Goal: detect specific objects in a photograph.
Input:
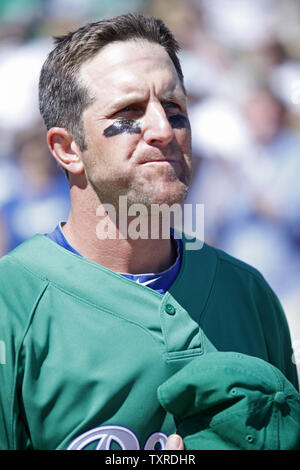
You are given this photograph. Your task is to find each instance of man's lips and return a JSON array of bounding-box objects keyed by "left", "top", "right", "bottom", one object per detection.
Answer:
[{"left": 138, "top": 158, "right": 180, "bottom": 165}]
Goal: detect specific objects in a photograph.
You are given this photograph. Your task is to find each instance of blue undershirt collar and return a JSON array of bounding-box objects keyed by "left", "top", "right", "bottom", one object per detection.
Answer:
[{"left": 45, "top": 223, "right": 182, "bottom": 295}]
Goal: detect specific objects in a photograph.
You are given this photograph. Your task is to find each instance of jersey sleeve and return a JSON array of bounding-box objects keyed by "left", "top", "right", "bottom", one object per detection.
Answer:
[
  {"left": 261, "top": 286, "right": 299, "bottom": 391},
  {"left": 198, "top": 246, "right": 299, "bottom": 392},
  {"left": 0, "top": 255, "right": 47, "bottom": 449}
]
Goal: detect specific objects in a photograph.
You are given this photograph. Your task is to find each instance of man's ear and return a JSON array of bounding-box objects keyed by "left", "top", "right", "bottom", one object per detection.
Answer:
[{"left": 47, "top": 127, "right": 85, "bottom": 175}]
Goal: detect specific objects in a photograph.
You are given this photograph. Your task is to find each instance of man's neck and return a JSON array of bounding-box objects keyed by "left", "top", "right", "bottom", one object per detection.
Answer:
[
  {"left": 64, "top": 179, "right": 179, "bottom": 273},
  {"left": 63, "top": 206, "right": 176, "bottom": 275}
]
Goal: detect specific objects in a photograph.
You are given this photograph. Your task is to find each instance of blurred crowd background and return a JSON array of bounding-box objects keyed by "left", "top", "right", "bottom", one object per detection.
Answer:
[{"left": 0, "top": 0, "right": 299, "bottom": 373}]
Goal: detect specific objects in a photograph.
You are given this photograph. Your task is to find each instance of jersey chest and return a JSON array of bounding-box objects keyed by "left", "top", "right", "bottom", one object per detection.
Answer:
[{"left": 20, "top": 282, "right": 205, "bottom": 450}]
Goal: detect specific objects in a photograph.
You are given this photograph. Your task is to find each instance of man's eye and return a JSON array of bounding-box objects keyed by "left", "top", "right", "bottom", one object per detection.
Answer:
[
  {"left": 120, "top": 105, "right": 142, "bottom": 113},
  {"left": 163, "top": 102, "right": 181, "bottom": 113},
  {"left": 113, "top": 105, "right": 143, "bottom": 118},
  {"left": 120, "top": 106, "right": 134, "bottom": 112}
]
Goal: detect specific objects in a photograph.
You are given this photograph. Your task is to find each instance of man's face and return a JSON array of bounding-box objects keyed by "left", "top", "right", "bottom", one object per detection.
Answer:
[{"left": 79, "top": 39, "right": 192, "bottom": 208}]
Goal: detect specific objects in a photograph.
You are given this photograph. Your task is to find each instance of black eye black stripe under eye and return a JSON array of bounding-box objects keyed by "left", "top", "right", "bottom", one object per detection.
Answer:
[
  {"left": 168, "top": 115, "right": 190, "bottom": 129},
  {"left": 103, "top": 115, "right": 190, "bottom": 138},
  {"left": 103, "top": 120, "right": 142, "bottom": 137}
]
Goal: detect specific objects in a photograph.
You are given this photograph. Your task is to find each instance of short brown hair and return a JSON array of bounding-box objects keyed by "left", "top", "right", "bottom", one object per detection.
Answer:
[{"left": 39, "top": 13, "right": 185, "bottom": 151}]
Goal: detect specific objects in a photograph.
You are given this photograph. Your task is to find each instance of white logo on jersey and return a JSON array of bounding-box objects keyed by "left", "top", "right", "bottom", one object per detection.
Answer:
[{"left": 67, "top": 425, "right": 167, "bottom": 450}]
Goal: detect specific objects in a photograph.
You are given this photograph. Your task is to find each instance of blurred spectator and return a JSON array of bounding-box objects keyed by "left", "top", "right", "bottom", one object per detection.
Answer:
[
  {"left": 198, "top": 0, "right": 280, "bottom": 51},
  {"left": 0, "top": 122, "right": 70, "bottom": 256},
  {"left": 0, "top": 38, "right": 51, "bottom": 136},
  {"left": 217, "top": 89, "right": 300, "bottom": 294}
]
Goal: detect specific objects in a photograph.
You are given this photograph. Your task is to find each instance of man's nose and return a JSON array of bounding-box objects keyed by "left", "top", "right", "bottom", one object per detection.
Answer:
[{"left": 142, "top": 103, "right": 174, "bottom": 148}]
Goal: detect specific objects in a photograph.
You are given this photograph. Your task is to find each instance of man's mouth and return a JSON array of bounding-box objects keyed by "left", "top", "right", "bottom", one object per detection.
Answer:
[{"left": 139, "top": 158, "right": 180, "bottom": 166}]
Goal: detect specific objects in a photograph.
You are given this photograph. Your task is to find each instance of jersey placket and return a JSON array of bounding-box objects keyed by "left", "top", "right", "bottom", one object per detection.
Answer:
[{"left": 159, "top": 292, "right": 214, "bottom": 363}]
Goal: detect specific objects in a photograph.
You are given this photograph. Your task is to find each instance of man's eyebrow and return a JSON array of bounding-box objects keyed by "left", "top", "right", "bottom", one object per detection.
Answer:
[
  {"left": 98, "top": 89, "right": 187, "bottom": 117},
  {"left": 103, "top": 93, "right": 147, "bottom": 114},
  {"left": 161, "top": 91, "right": 186, "bottom": 103}
]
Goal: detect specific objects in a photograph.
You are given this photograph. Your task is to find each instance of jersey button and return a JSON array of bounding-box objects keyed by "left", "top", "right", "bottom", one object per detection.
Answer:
[{"left": 165, "top": 304, "right": 176, "bottom": 315}]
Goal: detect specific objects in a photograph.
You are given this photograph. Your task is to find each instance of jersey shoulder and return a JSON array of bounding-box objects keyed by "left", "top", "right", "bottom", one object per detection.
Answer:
[
  {"left": 0, "top": 237, "right": 50, "bottom": 332},
  {"left": 187, "top": 237, "right": 270, "bottom": 288},
  {"left": 209, "top": 243, "right": 267, "bottom": 282}
]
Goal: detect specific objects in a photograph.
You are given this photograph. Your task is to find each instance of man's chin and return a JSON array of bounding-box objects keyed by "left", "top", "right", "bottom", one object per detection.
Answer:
[{"left": 127, "top": 185, "right": 189, "bottom": 208}]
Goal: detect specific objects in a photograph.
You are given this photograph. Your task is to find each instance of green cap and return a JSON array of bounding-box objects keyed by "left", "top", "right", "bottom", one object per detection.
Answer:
[{"left": 158, "top": 352, "right": 300, "bottom": 450}]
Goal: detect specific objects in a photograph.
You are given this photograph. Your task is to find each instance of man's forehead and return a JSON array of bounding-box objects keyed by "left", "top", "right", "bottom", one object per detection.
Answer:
[
  {"left": 79, "top": 39, "right": 181, "bottom": 96},
  {"left": 82, "top": 39, "right": 169, "bottom": 68}
]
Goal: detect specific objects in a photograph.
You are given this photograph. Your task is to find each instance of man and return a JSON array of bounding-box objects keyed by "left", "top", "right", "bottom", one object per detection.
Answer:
[{"left": 0, "top": 14, "right": 298, "bottom": 451}]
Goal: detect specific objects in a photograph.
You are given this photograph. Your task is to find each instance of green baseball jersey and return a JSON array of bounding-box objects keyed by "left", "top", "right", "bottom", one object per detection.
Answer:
[{"left": 0, "top": 234, "right": 297, "bottom": 450}]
